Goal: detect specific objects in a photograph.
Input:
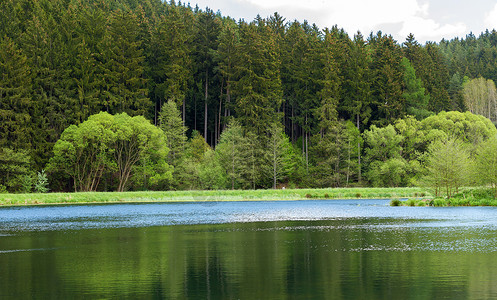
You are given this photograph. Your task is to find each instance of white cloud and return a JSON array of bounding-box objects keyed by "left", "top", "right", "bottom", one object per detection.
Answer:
[
  {"left": 485, "top": 3, "right": 497, "bottom": 30},
  {"left": 241, "top": 0, "right": 467, "bottom": 42},
  {"left": 193, "top": 0, "right": 471, "bottom": 43},
  {"left": 399, "top": 16, "right": 467, "bottom": 42}
]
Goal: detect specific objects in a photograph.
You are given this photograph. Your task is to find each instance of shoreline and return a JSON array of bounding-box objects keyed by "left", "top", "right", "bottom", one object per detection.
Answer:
[{"left": 0, "top": 187, "right": 427, "bottom": 207}]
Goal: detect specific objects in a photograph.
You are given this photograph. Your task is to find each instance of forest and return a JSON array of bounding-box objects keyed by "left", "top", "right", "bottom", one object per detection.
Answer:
[{"left": 1, "top": 0, "right": 497, "bottom": 194}]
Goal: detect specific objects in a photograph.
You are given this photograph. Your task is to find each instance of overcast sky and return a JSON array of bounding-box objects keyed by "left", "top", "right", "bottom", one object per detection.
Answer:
[{"left": 188, "top": 0, "right": 497, "bottom": 44}]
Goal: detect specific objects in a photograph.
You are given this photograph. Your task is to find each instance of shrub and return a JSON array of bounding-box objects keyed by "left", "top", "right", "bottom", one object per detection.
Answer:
[
  {"left": 390, "top": 198, "right": 401, "bottom": 206},
  {"left": 406, "top": 199, "right": 416, "bottom": 206}
]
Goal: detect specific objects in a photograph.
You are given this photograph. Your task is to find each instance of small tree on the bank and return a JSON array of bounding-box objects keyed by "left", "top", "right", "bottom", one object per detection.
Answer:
[
  {"left": 421, "top": 137, "right": 471, "bottom": 198},
  {"left": 474, "top": 137, "right": 497, "bottom": 198},
  {"left": 158, "top": 100, "right": 187, "bottom": 166}
]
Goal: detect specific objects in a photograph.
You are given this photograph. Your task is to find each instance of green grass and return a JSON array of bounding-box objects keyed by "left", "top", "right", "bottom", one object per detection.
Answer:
[
  {"left": 393, "top": 187, "right": 497, "bottom": 207},
  {"left": 0, "top": 187, "right": 430, "bottom": 206}
]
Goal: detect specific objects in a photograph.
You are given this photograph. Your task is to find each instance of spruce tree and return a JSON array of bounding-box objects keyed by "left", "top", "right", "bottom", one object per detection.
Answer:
[
  {"left": 193, "top": 8, "right": 220, "bottom": 144},
  {"left": 158, "top": 100, "right": 187, "bottom": 166},
  {"left": 232, "top": 20, "right": 283, "bottom": 135},
  {"left": 103, "top": 10, "right": 150, "bottom": 116},
  {"left": 401, "top": 57, "right": 431, "bottom": 120},
  {"left": 369, "top": 32, "right": 404, "bottom": 125},
  {"left": 0, "top": 37, "right": 32, "bottom": 150}
]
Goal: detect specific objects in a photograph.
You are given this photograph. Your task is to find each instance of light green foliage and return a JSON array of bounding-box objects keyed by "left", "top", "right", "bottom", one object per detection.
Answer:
[
  {"left": 363, "top": 125, "right": 403, "bottom": 162},
  {"left": 198, "top": 149, "right": 227, "bottom": 190},
  {"left": 368, "top": 158, "right": 408, "bottom": 187},
  {"left": 158, "top": 100, "right": 187, "bottom": 166},
  {"left": 48, "top": 112, "right": 117, "bottom": 192},
  {"left": 34, "top": 170, "right": 49, "bottom": 193},
  {"left": 343, "top": 121, "right": 363, "bottom": 185},
  {"left": 474, "top": 137, "right": 497, "bottom": 198},
  {"left": 310, "top": 121, "right": 362, "bottom": 187},
  {"left": 174, "top": 131, "right": 210, "bottom": 190},
  {"left": 267, "top": 124, "right": 295, "bottom": 189},
  {"left": 20, "top": 174, "right": 34, "bottom": 193},
  {"left": 419, "top": 111, "right": 497, "bottom": 147},
  {"left": 421, "top": 137, "right": 471, "bottom": 198},
  {"left": 238, "top": 131, "right": 266, "bottom": 189},
  {"left": 215, "top": 121, "right": 246, "bottom": 189},
  {"left": 363, "top": 125, "right": 410, "bottom": 187},
  {"left": 401, "top": 57, "right": 432, "bottom": 120},
  {"left": 112, "top": 113, "right": 171, "bottom": 192},
  {"left": 462, "top": 77, "right": 497, "bottom": 123},
  {"left": 48, "top": 112, "right": 171, "bottom": 192},
  {"left": 394, "top": 116, "right": 426, "bottom": 161},
  {"left": 0, "top": 147, "right": 33, "bottom": 193}
]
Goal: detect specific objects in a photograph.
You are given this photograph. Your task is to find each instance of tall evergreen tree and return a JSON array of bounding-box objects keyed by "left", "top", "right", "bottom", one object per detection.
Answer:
[
  {"left": 341, "top": 32, "right": 372, "bottom": 131},
  {"left": 0, "top": 37, "right": 32, "bottom": 150},
  {"left": 193, "top": 8, "right": 220, "bottom": 144},
  {"left": 401, "top": 57, "right": 431, "bottom": 120},
  {"left": 232, "top": 20, "right": 283, "bottom": 135},
  {"left": 214, "top": 17, "right": 238, "bottom": 135},
  {"left": 369, "top": 32, "right": 404, "bottom": 126},
  {"left": 158, "top": 100, "right": 187, "bottom": 166},
  {"left": 103, "top": 10, "right": 150, "bottom": 116}
]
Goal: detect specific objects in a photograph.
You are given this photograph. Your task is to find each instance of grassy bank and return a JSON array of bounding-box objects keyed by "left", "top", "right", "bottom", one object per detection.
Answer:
[
  {"left": 392, "top": 187, "right": 497, "bottom": 207},
  {"left": 0, "top": 187, "right": 429, "bottom": 206}
]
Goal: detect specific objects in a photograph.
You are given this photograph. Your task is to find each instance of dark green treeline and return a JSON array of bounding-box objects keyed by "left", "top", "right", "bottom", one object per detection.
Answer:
[{"left": 1, "top": 0, "right": 497, "bottom": 191}]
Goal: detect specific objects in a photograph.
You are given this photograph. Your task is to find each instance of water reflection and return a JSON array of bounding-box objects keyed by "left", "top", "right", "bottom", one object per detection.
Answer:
[{"left": 1, "top": 201, "right": 497, "bottom": 299}]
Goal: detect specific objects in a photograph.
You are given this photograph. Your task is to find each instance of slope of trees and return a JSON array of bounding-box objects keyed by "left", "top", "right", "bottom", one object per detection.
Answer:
[{"left": 1, "top": 0, "right": 497, "bottom": 192}]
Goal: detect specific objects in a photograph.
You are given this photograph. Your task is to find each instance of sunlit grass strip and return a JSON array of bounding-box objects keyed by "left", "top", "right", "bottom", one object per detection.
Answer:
[
  {"left": 0, "top": 187, "right": 430, "bottom": 206},
  {"left": 392, "top": 187, "right": 497, "bottom": 207}
]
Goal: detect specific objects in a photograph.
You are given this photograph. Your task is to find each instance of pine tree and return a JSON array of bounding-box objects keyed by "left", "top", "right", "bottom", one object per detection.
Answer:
[
  {"left": 148, "top": 3, "right": 193, "bottom": 123},
  {"left": 158, "top": 100, "right": 187, "bottom": 166},
  {"left": 216, "top": 121, "right": 245, "bottom": 189},
  {"left": 341, "top": 32, "right": 372, "bottom": 131},
  {"left": 20, "top": 2, "right": 75, "bottom": 167},
  {"left": 103, "top": 10, "right": 150, "bottom": 116},
  {"left": 0, "top": 37, "right": 32, "bottom": 150},
  {"left": 232, "top": 20, "right": 283, "bottom": 135},
  {"left": 214, "top": 17, "right": 239, "bottom": 136},
  {"left": 401, "top": 57, "right": 431, "bottom": 120},
  {"left": 72, "top": 5, "right": 109, "bottom": 123},
  {"left": 193, "top": 8, "right": 220, "bottom": 144},
  {"left": 369, "top": 32, "right": 405, "bottom": 125},
  {"left": 425, "top": 42, "right": 451, "bottom": 112}
]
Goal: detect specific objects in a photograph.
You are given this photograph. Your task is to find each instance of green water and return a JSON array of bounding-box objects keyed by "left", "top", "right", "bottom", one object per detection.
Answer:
[{"left": 1, "top": 201, "right": 497, "bottom": 299}]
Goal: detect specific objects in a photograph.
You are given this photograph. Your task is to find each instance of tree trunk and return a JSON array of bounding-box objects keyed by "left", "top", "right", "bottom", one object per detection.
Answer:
[
  {"left": 357, "top": 113, "right": 362, "bottom": 184},
  {"left": 204, "top": 71, "right": 208, "bottom": 143}
]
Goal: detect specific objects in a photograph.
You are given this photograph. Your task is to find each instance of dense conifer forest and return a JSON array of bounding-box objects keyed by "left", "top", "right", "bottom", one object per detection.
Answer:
[{"left": 2, "top": 0, "right": 497, "bottom": 193}]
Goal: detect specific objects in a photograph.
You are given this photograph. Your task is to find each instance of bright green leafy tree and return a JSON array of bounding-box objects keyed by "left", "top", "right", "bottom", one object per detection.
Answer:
[
  {"left": 474, "top": 137, "right": 497, "bottom": 198},
  {"left": 48, "top": 112, "right": 171, "bottom": 192},
  {"left": 421, "top": 137, "right": 471, "bottom": 198}
]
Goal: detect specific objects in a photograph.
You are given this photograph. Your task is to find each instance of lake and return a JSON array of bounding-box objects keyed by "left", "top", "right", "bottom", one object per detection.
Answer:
[{"left": 1, "top": 199, "right": 497, "bottom": 299}]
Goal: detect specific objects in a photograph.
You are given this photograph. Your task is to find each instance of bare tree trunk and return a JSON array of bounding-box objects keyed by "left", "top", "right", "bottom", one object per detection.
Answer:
[
  {"left": 357, "top": 113, "right": 361, "bottom": 184},
  {"left": 204, "top": 71, "right": 208, "bottom": 143},
  {"left": 182, "top": 99, "right": 185, "bottom": 127}
]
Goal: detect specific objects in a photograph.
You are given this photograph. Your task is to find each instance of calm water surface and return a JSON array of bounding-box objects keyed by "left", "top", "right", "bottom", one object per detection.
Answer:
[{"left": 1, "top": 200, "right": 497, "bottom": 299}]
